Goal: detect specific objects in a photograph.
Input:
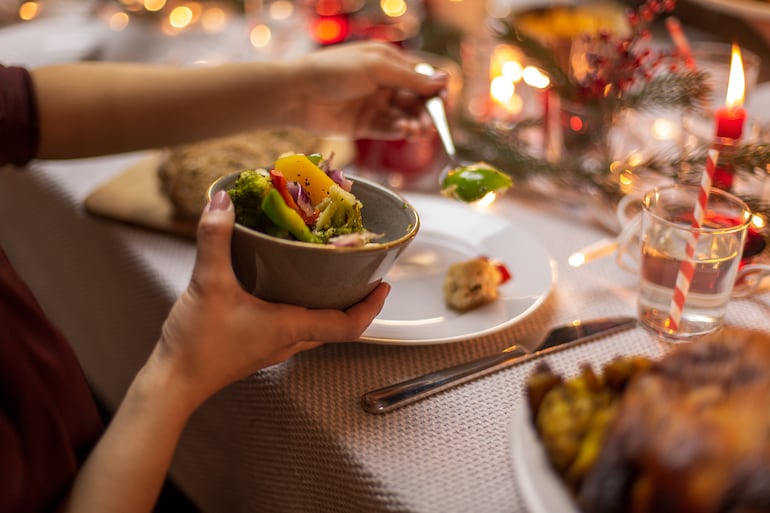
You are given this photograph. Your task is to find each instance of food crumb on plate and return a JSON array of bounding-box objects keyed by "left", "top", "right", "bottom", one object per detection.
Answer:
[{"left": 443, "top": 256, "right": 510, "bottom": 311}]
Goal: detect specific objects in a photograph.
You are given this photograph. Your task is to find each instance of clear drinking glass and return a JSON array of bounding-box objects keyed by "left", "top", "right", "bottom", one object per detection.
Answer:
[{"left": 636, "top": 184, "right": 751, "bottom": 340}]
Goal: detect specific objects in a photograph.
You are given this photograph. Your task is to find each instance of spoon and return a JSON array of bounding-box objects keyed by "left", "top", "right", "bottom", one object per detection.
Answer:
[
  {"left": 415, "top": 62, "right": 459, "bottom": 176},
  {"left": 415, "top": 63, "right": 513, "bottom": 202}
]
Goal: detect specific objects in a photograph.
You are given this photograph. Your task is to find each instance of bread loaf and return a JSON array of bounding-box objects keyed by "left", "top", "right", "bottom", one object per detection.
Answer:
[{"left": 158, "top": 130, "right": 324, "bottom": 219}]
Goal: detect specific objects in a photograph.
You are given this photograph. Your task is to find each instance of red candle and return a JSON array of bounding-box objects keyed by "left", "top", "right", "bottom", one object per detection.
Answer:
[
  {"left": 711, "top": 42, "right": 747, "bottom": 190},
  {"left": 715, "top": 105, "right": 746, "bottom": 140},
  {"left": 714, "top": 42, "right": 747, "bottom": 141}
]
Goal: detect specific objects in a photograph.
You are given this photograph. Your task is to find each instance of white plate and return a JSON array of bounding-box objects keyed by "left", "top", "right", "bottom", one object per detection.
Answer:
[
  {"left": 360, "top": 193, "right": 555, "bottom": 344},
  {"left": 690, "top": 0, "right": 770, "bottom": 20},
  {"left": 509, "top": 408, "right": 581, "bottom": 513}
]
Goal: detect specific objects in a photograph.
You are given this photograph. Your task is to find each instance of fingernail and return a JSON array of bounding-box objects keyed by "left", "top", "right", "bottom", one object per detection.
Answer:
[
  {"left": 430, "top": 70, "right": 449, "bottom": 82},
  {"left": 209, "top": 190, "right": 231, "bottom": 211}
]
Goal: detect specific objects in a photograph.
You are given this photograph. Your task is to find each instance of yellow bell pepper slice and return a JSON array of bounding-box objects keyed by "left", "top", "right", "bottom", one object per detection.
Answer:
[{"left": 274, "top": 153, "right": 337, "bottom": 206}]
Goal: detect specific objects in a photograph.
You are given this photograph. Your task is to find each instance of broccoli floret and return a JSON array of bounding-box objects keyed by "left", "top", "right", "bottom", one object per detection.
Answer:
[
  {"left": 227, "top": 169, "right": 288, "bottom": 237},
  {"left": 313, "top": 184, "right": 364, "bottom": 242}
]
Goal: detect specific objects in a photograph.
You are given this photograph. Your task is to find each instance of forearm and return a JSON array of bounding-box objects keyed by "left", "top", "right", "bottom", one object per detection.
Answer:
[
  {"left": 63, "top": 348, "right": 202, "bottom": 513},
  {"left": 27, "top": 42, "right": 446, "bottom": 160},
  {"left": 32, "top": 61, "right": 307, "bottom": 159}
]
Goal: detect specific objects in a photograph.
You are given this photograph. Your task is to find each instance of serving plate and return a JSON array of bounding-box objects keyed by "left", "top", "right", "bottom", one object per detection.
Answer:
[
  {"left": 509, "top": 407, "right": 580, "bottom": 513},
  {"left": 359, "top": 193, "right": 555, "bottom": 344},
  {"left": 691, "top": 0, "right": 770, "bottom": 20}
]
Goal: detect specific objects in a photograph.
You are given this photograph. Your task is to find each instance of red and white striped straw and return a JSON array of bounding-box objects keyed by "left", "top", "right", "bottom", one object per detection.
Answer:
[
  {"left": 667, "top": 148, "right": 720, "bottom": 332},
  {"left": 665, "top": 17, "right": 696, "bottom": 70}
]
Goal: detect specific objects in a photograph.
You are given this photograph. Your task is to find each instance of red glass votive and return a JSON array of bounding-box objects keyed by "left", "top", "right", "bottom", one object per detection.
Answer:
[{"left": 354, "top": 135, "right": 443, "bottom": 190}]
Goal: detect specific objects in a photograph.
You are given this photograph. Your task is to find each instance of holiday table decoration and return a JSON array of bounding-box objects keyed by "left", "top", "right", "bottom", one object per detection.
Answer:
[{"left": 453, "top": 0, "right": 770, "bottom": 256}]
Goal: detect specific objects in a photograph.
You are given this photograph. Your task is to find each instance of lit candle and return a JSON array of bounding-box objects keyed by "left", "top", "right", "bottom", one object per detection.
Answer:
[
  {"left": 714, "top": 42, "right": 747, "bottom": 141},
  {"left": 712, "top": 42, "right": 746, "bottom": 189}
]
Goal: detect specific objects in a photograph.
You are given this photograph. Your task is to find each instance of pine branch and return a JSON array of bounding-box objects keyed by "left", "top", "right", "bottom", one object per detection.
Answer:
[
  {"left": 620, "top": 70, "right": 713, "bottom": 110},
  {"left": 491, "top": 9, "right": 711, "bottom": 112},
  {"left": 728, "top": 143, "right": 770, "bottom": 172},
  {"left": 455, "top": 115, "right": 619, "bottom": 192},
  {"left": 456, "top": 116, "right": 554, "bottom": 179},
  {"left": 456, "top": 116, "right": 770, "bottom": 206},
  {"left": 649, "top": 140, "right": 770, "bottom": 177}
]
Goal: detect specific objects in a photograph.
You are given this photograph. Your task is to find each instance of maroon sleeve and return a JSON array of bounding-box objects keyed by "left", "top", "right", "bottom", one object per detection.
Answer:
[
  {"left": 0, "top": 245, "right": 103, "bottom": 512},
  {"left": 0, "top": 64, "right": 39, "bottom": 167}
]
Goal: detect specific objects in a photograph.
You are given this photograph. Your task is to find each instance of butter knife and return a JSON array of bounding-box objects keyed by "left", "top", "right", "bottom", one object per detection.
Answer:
[{"left": 361, "top": 316, "right": 637, "bottom": 414}]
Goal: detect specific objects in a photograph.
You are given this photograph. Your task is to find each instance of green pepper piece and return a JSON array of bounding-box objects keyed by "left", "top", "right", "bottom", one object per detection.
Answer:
[
  {"left": 440, "top": 163, "right": 513, "bottom": 203},
  {"left": 306, "top": 153, "right": 323, "bottom": 166},
  {"left": 261, "top": 188, "right": 321, "bottom": 243}
]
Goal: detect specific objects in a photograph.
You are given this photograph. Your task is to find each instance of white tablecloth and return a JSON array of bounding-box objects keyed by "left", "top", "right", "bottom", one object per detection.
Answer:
[
  {"left": 5, "top": 153, "right": 770, "bottom": 512},
  {"left": 3, "top": 2, "right": 770, "bottom": 510}
]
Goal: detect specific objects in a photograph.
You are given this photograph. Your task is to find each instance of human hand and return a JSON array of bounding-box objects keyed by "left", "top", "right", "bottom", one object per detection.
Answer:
[
  {"left": 291, "top": 40, "right": 450, "bottom": 141},
  {"left": 151, "top": 190, "right": 389, "bottom": 410}
]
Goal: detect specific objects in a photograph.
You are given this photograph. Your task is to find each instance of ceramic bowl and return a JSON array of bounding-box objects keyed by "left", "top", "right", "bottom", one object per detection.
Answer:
[{"left": 208, "top": 172, "right": 419, "bottom": 310}]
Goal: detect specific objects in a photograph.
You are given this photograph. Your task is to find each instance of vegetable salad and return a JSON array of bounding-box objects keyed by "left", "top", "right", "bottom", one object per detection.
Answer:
[{"left": 227, "top": 153, "right": 379, "bottom": 246}]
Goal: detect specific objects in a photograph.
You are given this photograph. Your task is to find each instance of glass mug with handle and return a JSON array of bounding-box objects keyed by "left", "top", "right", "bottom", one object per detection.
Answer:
[{"left": 615, "top": 184, "right": 767, "bottom": 340}]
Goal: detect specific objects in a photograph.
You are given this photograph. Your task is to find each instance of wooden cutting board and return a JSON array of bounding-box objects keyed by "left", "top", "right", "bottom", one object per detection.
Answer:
[
  {"left": 84, "top": 139, "right": 355, "bottom": 240},
  {"left": 84, "top": 152, "right": 199, "bottom": 239}
]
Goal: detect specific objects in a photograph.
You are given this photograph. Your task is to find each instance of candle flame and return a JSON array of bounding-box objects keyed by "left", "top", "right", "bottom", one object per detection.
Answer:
[{"left": 726, "top": 42, "right": 746, "bottom": 109}]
